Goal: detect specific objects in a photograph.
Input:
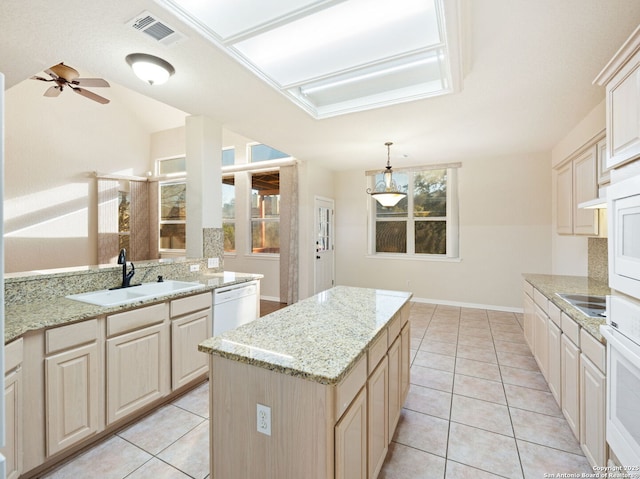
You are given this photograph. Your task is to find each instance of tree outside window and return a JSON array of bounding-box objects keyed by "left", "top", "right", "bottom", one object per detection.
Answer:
[{"left": 222, "top": 176, "right": 236, "bottom": 252}]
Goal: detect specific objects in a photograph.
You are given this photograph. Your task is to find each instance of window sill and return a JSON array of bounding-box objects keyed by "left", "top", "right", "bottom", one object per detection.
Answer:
[
  {"left": 244, "top": 253, "right": 280, "bottom": 260},
  {"left": 366, "top": 254, "right": 462, "bottom": 263}
]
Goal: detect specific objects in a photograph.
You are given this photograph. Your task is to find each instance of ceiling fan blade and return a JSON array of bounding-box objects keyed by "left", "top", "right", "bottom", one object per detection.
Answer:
[
  {"left": 44, "top": 68, "right": 59, "bottom": 80},
  {"left": 31, "top": 75, "right": 53, "bottom": 82},
  {"left": 72, "top": 86, "right": 110, "bottom": 104},
  {"left": 72, "top": 78, "right": 110, "bottom": 88},
  {"left": 44, "top": 85, "right": 62, "bottom": 97}
]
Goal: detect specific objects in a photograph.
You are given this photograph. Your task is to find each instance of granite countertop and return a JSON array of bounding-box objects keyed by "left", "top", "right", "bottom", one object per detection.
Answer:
[
  {"left": 199, "top": 285, "right": 412, "bottom": 385},
  {"left": 523, "top": 273, "right": 610, "bottom": 341},
  {"left": 5, "top": 271, "right": 262, "bottom": 344}
]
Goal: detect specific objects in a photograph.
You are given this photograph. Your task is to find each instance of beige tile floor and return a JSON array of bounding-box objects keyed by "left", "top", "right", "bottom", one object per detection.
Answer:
[{"left": 41, "top": 302, "right": 595, "bottom": 479}]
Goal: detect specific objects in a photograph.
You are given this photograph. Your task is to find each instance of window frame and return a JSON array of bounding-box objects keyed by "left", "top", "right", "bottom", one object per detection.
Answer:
[
  {"left": 222, "top": 173, "right": 237, "bottom": 255},
  {"left": 248, "top": 168, "right": 281, "bottom": 256},
  {"left": 367, "top": 165, "right": 460, "bottom": 261}
]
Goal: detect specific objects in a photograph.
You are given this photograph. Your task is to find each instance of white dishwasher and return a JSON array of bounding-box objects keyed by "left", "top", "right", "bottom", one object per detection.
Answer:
[{"left": 213, "top": 280, "right": 259, "bottom": 336}]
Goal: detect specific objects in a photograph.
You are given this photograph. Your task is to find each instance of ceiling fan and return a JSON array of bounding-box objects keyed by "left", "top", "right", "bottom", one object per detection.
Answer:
[{"left": 31, "top": 62, "right": 110, "bottom": 104}]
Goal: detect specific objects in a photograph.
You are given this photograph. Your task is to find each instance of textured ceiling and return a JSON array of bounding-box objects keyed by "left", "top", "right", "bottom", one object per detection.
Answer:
[{"left": 1, "top": 0, "right": 640, "bottom": 171}]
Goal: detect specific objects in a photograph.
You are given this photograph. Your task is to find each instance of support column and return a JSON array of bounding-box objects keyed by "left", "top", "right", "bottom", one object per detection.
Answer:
[{"left": 185, "top": 115, "right": 222, "bottom": 258}]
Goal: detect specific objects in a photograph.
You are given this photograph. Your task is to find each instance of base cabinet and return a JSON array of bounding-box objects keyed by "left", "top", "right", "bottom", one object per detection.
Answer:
[
  {"left": 580, "top": 354, "right": 606, "bottom": 467},
  {"left": 335, "top": 387, "right": 367, "bottom": 479},
  {"left": 523, "top": 292, "right": 535, "bottom": 350},
  {"left": 547, "top": 321, "right": 562, "bottom": 405},
  {"left": 367, "top": 356, "right": 389, "bottom": 479},
  {"left": 2, "top": 339, "right": 23, "bottom": 479},
  {"left": 561, "top": 334, "right": 581, "bottom": 440},
  {"left": 533, "top": 304, "right": 549, "bottom": 380}
]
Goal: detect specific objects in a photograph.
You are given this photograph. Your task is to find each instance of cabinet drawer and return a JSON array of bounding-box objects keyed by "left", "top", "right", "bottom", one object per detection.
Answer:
[
  {"left": 5, "top": 338, "right": 23, "bottom": 373},
  {"left": 46, "top": 319, "right": 98, "bottom": 355},
  {"left": 368, "top": 330, "right": 388, "bottom": 375},
  {"left": 107, "top": 303, "right": 168, "bottom": 337},
  {"left": 580, "top": 329, "right": 606, "bottom": 373},
  {"left": 533, "top": 288, "right": 548, "bottom": 313},
  {"left": 548, "top": 302, "right": 562, "bottom": 328},
  {"left": 171, "top": 292, "right": 212, "bottom": 318},
  {"left": 335, "top": 354, "right": 366, "bottom": 422},
  {"left": 387, "top": 312, "right": 401, "bottom": 347},
  {"left": 561, "top": 313, "right": 580, "bottom": 346}
]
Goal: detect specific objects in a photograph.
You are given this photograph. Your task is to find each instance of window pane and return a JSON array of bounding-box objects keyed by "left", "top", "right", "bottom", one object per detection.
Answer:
[
  {"left": 161, "top": 183, "right": 186, "bottom": 221},
  {"left": 251, "top": 220, "right": 280, "bottom": 253},
  {"left": 159, "top": 157, "right": 186, "bottom": 175},
  {"left": 118, "top": 234, "right": 130, "bottom": 253},
  {"left": 374, "top": 171, "right": 409, "bottom": 218},
  {"left": 118, "top": 190, "right": 130, "bottom": 233},
  {"left": 250, "top": 144, "right": 289, "bottom": 163},
  {"left": 251, "top": 172, "right": 280, "bottom": 218},
  {"left": 222, "top": 177, "right": 235, "bottom": 219},
  {"left": 414, "top": 169, "right": 447, "bottom": 217},
  {"left": 160, "top": 224, "right": 186, "bottom": 250},
  {"left": 222, "top": 148, "right": 235, "bottom": 166},
  {"left": 223, "top": 222, "right": 235, "bottom": 253},
  {"left": 376, "top": 221, "right": 407, "bottom": 253},
  {"left": 415, "top": 221, "right": 446, "bottom": 254}
]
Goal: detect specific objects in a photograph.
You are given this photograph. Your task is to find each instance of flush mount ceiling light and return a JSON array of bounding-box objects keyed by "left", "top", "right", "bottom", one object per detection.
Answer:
[
  {"left": 367, "top": 142, "right": 407, "bottom": 207},
  {"left": 155, "top": 0, "right": 462, "bottom": 118},
  {"left": 126, "top": 53, "right": 175, "bottom": 85}
]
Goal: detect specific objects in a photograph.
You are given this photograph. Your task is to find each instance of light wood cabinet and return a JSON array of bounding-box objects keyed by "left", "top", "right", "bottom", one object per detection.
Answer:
[
  {"left": 400, "top": 322, "right": 410, "bottom": 404},
  {"left": 2, "top": 339, "right": 23, "bottom": 479},
  {"left": 106, "top": 303, "right": 170, "bottom": 425},
  {"left": 170, "top": 292, "right": 212, "bottom": 390},
  {"left": 561, "top": 334, "right": 581, "bottom": 440},
  {"left": 523, "top": 291, "right": 535, "bottom": 351},
  {"left": 596, "top": 138, "right": 610, "bottom": 185},
  {"left": 547, "top": 320, "right": 562, "bottom": 406},
  {"left": 533, "top": 304, "right": 549, "bottom": 380},
  {"left": 594, "top": 26, "right": 640, "bottom": 169},
  {"left": 580, "top": 354, "right": 606, "bottom": 467},
  {"left": 45, "top": 320, "right": 101, "bottom": 456},
  {"left": 388, "top": 336, "right": 402, "bottom": 435},
  {"left": 335, "top": 387, "right": 367, "bottom": 479},
  {"left": 367, "top": 356, "right": 388, "bottom": 479},
  {"left": 556, "top": 145, "right": 599, "bottom": 236}
]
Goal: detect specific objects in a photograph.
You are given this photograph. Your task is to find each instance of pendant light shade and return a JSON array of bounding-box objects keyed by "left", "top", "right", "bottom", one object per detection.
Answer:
[
  {"left": 126, "top": 53, "right": 175, "bottom": 85},
  {"left": 367, "top": 142, "right": 407, "bottom": 207}
]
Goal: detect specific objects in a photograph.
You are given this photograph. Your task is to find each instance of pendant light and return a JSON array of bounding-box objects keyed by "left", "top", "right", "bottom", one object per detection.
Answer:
[{"left": 367, "top": 142, "right": 407, "bottom": 207}]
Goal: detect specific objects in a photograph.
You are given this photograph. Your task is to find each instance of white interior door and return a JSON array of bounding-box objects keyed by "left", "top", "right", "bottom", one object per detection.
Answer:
[{"left": 314, "top": 197, "right": 335, "bottom": 294}]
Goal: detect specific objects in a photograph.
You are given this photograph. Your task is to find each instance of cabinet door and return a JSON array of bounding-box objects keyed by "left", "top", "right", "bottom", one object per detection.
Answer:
[
  {"left": 596, "top": 139, "right": 610, "bottom": 185},
  {"left": 107, "top": 323, "right": 170, "bottom": 424},
  {"left": 547, "top": 320, "right": 562, "bottom": 407},
  {"left": 46, "top": 342, "right": 100, "bottom": 456},
  {"left": 368, "top": 356, "right": 388, "bottom": 479},
  {"left": 388, "top": 336, "right": 401, "bottom": 436},
  {"left": 573, "top": 148, "right": 598, "bottom": 236},
  {"left": 400, "top": 322, "right": 410, "bottom": 404},
  {"left": 523, "top": 292, "right": 535, "bottom": 352},
  {"left": 335, "top": 387, "right": 367, "bottom": 479},
  {"left": 556, "top": 161, "right": 573, "bottom": 234},
  {"left": 580, "top": 354, "right": 606, "bottom": 468},
  {"left": 607, "top": 49, "right": 640, "bottom": 168},
  {"left": 561, "top": 334, "right": 580, "bottom": 440},
  {"left": 171, "top": 308, "right": 212, "bottom": 389},
  {"left": 533, "top": 304, "right": 549, "bottom": 380},
  {"left": 4, "top": 367, "right": 22, "bottom": 479}
]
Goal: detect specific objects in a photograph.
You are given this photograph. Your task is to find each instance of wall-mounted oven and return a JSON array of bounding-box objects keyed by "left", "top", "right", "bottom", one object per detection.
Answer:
[{"left": 600, "top": 295, "right": 640, "bottom": 469}]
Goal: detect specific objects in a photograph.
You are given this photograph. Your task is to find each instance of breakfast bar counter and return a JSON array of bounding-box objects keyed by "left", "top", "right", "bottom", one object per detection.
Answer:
[{"left": 199, "top": 285, "right": 412, "bottom": 479}]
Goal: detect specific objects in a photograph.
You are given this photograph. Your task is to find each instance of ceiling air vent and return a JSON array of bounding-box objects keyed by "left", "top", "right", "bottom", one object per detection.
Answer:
[{"left": 127, "top": 11, "right": 186, "bottom": 46}]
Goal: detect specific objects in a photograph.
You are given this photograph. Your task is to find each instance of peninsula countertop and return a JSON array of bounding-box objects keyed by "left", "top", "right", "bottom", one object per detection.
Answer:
[
  {"left": 199, "top": 285, "right": 413, "bottom": 385},
  {"left": 5, "top": 271, "right": 262, "bottom": 344}
]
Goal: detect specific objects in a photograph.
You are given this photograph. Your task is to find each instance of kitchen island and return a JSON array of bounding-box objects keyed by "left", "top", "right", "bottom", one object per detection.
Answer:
[{"left": 199, "top": 285, "right": 412, "bottom": 479}]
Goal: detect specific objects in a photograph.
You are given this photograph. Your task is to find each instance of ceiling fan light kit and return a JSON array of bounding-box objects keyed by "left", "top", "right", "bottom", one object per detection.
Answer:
[
  {"left": 30, "top": 62, "right": 111, "bottom": 104},
  {"left": 126, "top": 53, "right": 175, "bottom": 85}
]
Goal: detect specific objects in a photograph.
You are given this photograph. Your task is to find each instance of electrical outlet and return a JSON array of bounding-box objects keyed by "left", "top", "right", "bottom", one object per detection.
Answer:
[
  {"left": 208, "top": 257, "right": 219, "bottom": 268},
  {"left": 257, "top": 404, "right": 271, "bottom": 436},
  {"left": 190, "top": 264, "right": 200, "bottom": 272}
]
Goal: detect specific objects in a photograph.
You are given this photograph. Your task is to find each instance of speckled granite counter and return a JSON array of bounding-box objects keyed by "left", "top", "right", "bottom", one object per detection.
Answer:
[
  {"left": 199, "top": 285, "right": 412, "bottom": 385},
  {"left": 523, "top": 274, "right": 610, "bottom": 341},
  {"left": 5, "top": 271, "right": 262, "bottom": 344}
]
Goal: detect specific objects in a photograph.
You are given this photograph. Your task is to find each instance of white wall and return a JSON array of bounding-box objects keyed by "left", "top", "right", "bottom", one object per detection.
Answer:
[
  {"left": 4, "top": 81, "right": 153, "bottom": 272},
  {"left": 335, "top": 152, "right": 552, "bottom": 310},
  {"left": 550, "top": 100, "right": 606, "bottom": 276}
]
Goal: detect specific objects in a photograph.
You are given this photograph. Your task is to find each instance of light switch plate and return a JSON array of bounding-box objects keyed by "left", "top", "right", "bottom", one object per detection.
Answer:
[{"left": 190, "top": 264, "right": 200, "bottom": 272}]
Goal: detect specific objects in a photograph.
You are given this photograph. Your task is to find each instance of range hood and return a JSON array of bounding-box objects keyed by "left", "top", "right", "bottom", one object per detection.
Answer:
[{"left": 578, "top": 197, "right": 607, "bottom": 209}]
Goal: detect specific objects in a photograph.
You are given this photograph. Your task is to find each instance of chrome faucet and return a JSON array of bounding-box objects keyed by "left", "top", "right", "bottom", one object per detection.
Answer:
[{"left": 117, "top": 248, "right": 135, "bottom": 288}]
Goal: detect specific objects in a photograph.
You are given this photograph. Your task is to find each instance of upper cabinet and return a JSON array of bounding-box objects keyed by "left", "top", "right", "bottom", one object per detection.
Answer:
[{"left": 594, "top": 25, "right": 640, "bottom": 169}]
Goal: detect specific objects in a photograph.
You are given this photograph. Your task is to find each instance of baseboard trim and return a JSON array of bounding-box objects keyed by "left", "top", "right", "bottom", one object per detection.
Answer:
[{"left": 410, "top": 296, "right": 523, "bottom": 314}]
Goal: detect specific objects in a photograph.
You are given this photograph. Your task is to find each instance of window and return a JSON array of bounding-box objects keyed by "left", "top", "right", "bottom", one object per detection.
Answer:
[
  {"left": 118, "top": 182, "right": 130, "bottom": 252},
  {"left": 250, "top": 144, "right": 289, "bottom": 163},
  {"left": 158, "top": 156, "right": 186, "bottom": 176},
  {"left": 222, "top": 147, "right": 235, "bottom": 166},
  {"left": 159, "top": 181, "right": 186, "bottom": 251},
  {"left": 222, "top": 175, "right": 236, "bottom": 252},
  {"left": 370, "top": 166, "right": 459, "bottom": 258},
  {"left": 251, "top": 171, "right": 280, "bottom": 254}
]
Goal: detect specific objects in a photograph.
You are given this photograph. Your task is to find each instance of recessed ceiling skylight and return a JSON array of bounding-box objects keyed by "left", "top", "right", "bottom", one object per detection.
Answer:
[{"left": 156, "top": 0, "right": 462, "bottom": 118}]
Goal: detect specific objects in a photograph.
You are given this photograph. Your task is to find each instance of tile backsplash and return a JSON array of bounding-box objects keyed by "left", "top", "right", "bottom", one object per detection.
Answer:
[{"left": 588, "top": 237, "right": 608, "bottom": 284}]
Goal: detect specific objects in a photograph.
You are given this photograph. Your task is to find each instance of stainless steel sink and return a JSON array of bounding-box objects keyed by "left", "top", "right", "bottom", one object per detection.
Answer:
[
  {"left": 67, "top": 280, "right": 205, "bottom": 307},
  {"left": 556, "top": 293, "right": 607, "bottom": 318}
]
